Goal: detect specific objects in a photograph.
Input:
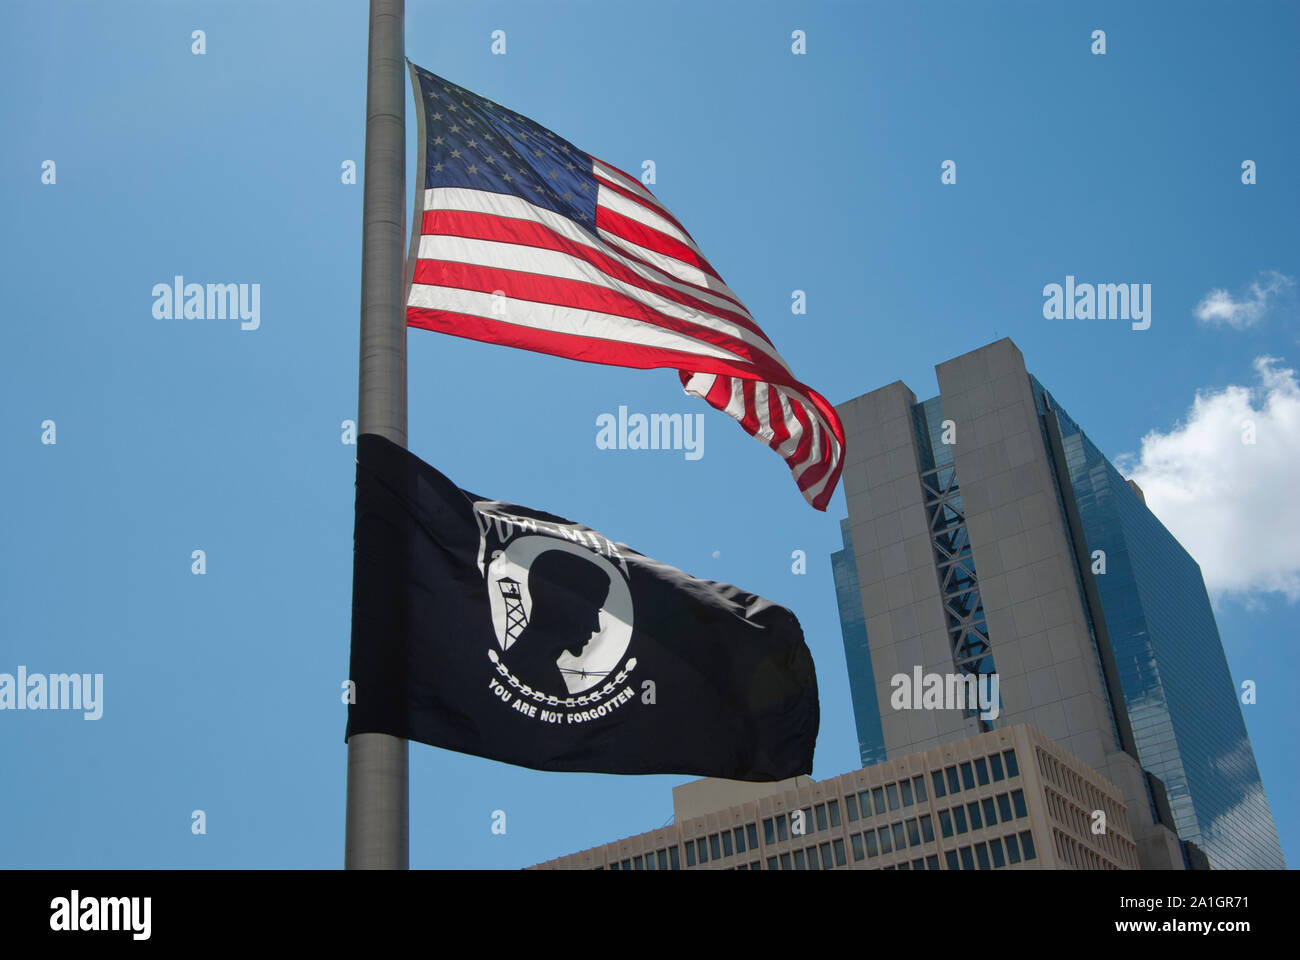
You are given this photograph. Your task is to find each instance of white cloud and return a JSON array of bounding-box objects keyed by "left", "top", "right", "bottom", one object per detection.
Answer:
[
  {"left": 1119, "top": 357, "right": 1300, "bottom": 603},
  {"left": 1194, "top": 270, "right": 1293, "bottom": 329}
]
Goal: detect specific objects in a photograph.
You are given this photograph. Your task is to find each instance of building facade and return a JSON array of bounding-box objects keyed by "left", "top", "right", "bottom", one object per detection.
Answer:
[
  {"left": 831, "top": 338, "right": 1284, "bottom": 869},
  {"left": 531, "top": 725, "right": 1138, "bottom": 871}
]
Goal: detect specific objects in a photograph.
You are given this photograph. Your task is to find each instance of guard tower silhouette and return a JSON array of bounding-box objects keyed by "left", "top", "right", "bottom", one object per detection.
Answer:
[{"left": 498, "top": 576, "right": 528, "bottom": 644}]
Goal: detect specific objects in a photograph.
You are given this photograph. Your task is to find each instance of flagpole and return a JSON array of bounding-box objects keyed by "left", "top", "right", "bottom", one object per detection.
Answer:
[{"left": 346, "top": 0, "right": 409, "bottom": 870}]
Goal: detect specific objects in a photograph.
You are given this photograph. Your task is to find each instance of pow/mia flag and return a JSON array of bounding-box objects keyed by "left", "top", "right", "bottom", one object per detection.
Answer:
[{"left": 347, "top": 434, "right": 819, "bottom": 781}]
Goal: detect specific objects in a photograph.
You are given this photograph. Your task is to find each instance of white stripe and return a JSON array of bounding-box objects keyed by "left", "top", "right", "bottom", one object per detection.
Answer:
[
  {"left": 773, "top": 390, "right": 803, "bottom": 459},
  {"left": 591, "top": 159, "right": 675, "bottom": 218},
  {"left": 753, "top": 382, "right": 773, "bottom": 445},
  {"left": 415, "top": 233, "right": 789, "bottom": 371},
  {"left": 407, "top": 285, "right": 747, "bottom": 363},
  {"left": 723, "top": 377, "right": 747, "bottom": 421},
  {"left": 423, "top": 188, "right": 758, "bottom": 328},
  {"left": 595, "top": 183, "right": 704, "bottom": 257},
  {"left": 596, "top": 227, "right": 746, "bottom": 306}
]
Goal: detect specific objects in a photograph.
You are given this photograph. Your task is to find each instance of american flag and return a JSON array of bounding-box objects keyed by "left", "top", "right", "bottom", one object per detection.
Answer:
[{"left": 404, "top": 63, "right": 845, "bottom": 510}]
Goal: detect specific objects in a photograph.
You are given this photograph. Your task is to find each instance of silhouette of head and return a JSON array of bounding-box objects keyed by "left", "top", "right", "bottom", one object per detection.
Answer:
[{"left": 520, "top": 551, "right": 610, "bottom": 662}]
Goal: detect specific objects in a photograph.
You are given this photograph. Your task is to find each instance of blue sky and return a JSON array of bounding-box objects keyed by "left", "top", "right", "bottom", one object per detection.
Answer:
[{"left": 1, "top": 0, "right": 1296, "bottom": 868}]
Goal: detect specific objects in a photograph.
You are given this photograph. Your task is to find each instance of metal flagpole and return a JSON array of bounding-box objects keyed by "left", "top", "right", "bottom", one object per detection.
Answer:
[{"left": 346, "top": 0, "right": 409, "bottom": 870}]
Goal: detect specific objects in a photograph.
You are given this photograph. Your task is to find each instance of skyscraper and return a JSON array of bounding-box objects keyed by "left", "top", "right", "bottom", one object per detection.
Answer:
[{"left": 832, "top": 338, "right": 1284, "bottom": 869}]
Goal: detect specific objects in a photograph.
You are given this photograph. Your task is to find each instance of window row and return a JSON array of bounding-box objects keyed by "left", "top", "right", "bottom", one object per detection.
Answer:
[
  {"left": 847, "top": 813, "right": 936, "bottom": 862},
  {"left": 929, "top": 748, "right": 1020, "bottom": 801},
  {"left": 607, "top": 846, "right": 682, "bottom": 870},
  {"left": 943, "top": 831, "right": 1037, "bottom": 870},
  {"left": 683, "top": 822, "right": 760, "bottom": 866},
  {"left": 936, "top": 788, "right": 1027, "bottom": 838},
  {"left": 761, "top": 838, "right": 849, "bottom": 871},
  {"left": 843, "top": 775, "right": 930, "bottom": 824},
  {"left": 1053, "top": 828, "right": 1121, "bottom": 871}
]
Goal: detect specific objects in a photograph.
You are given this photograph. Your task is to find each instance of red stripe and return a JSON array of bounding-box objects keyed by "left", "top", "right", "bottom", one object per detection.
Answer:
[
  {"left": 595, "top": 205, "right": 724, "bottom": 283},
  {"left": 738, "top": 380, "right": 760, "bottom": 435},
  {"left": 412, "top": 259, "right": 779, "bottom": 370},
  {"left": 767, "top": 388, "right": 791, "bottom": 453},
  {"left": 421, "top": 209, "right": 767, "bottom": 342},
  {"left": 593, "top": 174, "right": 691, "bottom": 237}
]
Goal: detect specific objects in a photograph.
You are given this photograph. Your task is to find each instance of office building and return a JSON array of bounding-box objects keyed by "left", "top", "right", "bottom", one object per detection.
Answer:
[
  {"left": 831, "top": 338, "right": 1284, "bottom": 869},
  {"left": 530, "top": 724, "right": 1138, "bottom": 870}
]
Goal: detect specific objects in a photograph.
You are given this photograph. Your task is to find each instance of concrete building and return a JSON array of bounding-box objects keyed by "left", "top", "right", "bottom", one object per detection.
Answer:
[
  {"left": 830, "top": 338, "right": 1284, "bottom": 869},
  {"left": 530, "top": 724, "right": 1138, "bottom": 870}
]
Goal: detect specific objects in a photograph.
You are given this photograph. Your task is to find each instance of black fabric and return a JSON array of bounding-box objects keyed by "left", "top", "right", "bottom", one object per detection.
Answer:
[{"left": 347, "top": 434, "right": 819, "bottom": 781}]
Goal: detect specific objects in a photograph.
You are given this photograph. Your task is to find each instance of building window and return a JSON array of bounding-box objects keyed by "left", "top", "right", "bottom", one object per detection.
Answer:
[
  {"left": 865, "top": 831, "right": 879, "bottom": 858},
  {"left": 892, "top": 822, "right": 907, "bottom": 850},
  {"left": 945, "top": 767, "right": 961, "bottom": 794},
  {"left": 945, "top": 850, "right": 959, "bottom": 870},
  {"left": 709, "top": 834, "right": 721, "bottom": 860},
  {"left": 959, "top": 846, "right": 975, "bottom": 871},
  {"left": 1011, "top": 789, "right": 1028, "bottom": 819},
  {"left": 621, "top": 859, "right": 631, "bottom": 870},
  {"left": 939, "top": 810, "right": 954, "bottom": 838},
  {"left": 997, "top": 793, "right": 1012, "bottom": 822},
  {"left": 911, "top": 858, "right": 925, "bottom": 871},
  {"left": 920, "top": 814, "right": 935, "bottom": 843},
  {"left": 974, "top": 757, "right": 990, "bottom": 786},
  {"left": 1020, "top": 831, "right": 1036, "bottom": 861},
  {"left": 793, "top": 849, "right": 806, "bottom": 870},
  {"left": 975, "top": 842, "right": 991, "bottom": 870},
  {"left": 776, "top": 814, "right": 788, "bottom": 841},
  {"left": 982, "top": 797, "right": 997, "bottom": 826},
  {"left": 820, "top": 842, "right": 833, "bottom": 868},
  {"left": 746, "top": 823, "right": 758, "bottom": 849},
  {"left": 845, "top": 794, "right": 859, "bottom": 822},
  {"left": 872, "top": 786, "right": 885, "bottom": 814},
  {"left": 859, "top": 790, "right": 873, "bottom": 818},
  {"left": 633, "top": 856, "right": 642, "bottom": 870},
  {"left": 906, "top": 818, "right": 921, "bottom": 847},
  {"left": 1004, "top": 749, "right": 1020, "bottom": 778},
  {"left": 886, "top": 783, "right": 900, "bottom": 811},
  {"left": 815, "top": 804, "right": 828, "bottom": 832},
  {"left": 828, "top": 799, "right": 841, "bottom": 827},
  {"left": 780, "top": 853, "right": 791, "bottom": 870},
  {"left": 967, "top": 801, "right": 983, "bottom": 831},
  {"left": 733, "top": 827, "right": 745, "bottom": 854},
  {"left": 913, "top": 775, "right": 928, "bottom": 803},
  {"left": 658, "top": 850, "right": 669, "bottom": 870},
  {"left": 806, "top": 846, "right": 819, "bottom": 870},
  {"left": 763, "top": 818, "right": 774, "bottom": 844},
  {"left": 878, "top": 827, "right": 893, "bottom": 854},
  {"left": 669, "top": 847, "right": 680, "bottom": 870},
  {"left": 751, "top": 860, "right": 760, "bottom": 871},
  {"left": 953, "top": 806, "right": 968, "bottom": 835},
  {"left": 990, "top": 837, "right": 1006, "bottom": 868},
  {"left": 766, "top": 855, "right": 778, "bottom": 871},
  {"left": 990, "top": 753, "right": 1005, "bottom": 781},
  {"left": 926, "top": 855, "right": 940, "bottom": 870},
  {"left": 1005, "top": 834, "right": 1021, "bottom": 864},
  {"left": 897, "top": 860, "right": 910, "bottom": 871},
  {"left": 833, "top": 839, "right": 847, "bottom": 867},
  {"left": 932, "top": 770, "right": 947, "bottom": 798},
  {"left": 960, "top": 761, "right": 976, "bottom": 791},
  {"left": 900, "top": 779, "right": 914, "bottom": 807},
  {"left": 851, "top": 833, "right": 865, "bottom": 861},
  {"left": 609, "top": 861, "right": 619, "bottom": 871},
  {"left": 721, "top": 832, "right": 733, "bottom": 857},
  {"left": 645, "top": 852, "right": 655, "bottom": 870}
]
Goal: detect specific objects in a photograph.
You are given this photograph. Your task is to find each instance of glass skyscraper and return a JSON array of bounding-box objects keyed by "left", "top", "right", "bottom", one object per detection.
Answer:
[
  {"left": 1031, "top": 377, "right": 1284, "bottom": 870},
  {"left": 832, "top": 338, "right": 1285, "bottom": 869}
]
